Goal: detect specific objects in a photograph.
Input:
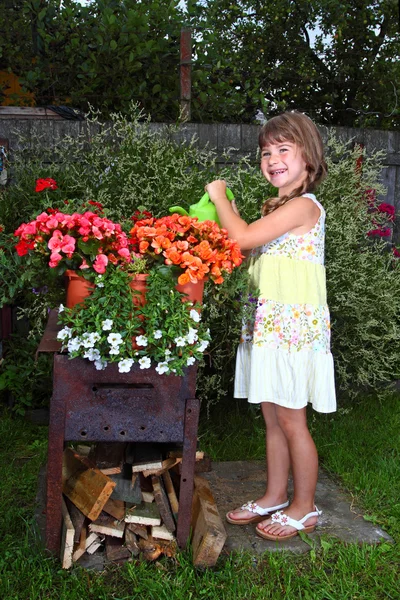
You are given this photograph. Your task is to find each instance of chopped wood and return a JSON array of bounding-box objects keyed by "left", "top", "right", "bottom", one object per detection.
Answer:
[
  {"left": 129, "top": 443, "right": 163, "bottom": 472},
  {"left": 142, "top": 457, "right": 180, "bottom": 477},
  {"left": 86, "top": 535, "right": 103, "bottom": 555},
  {"left": 191, "top": 476, "right": 227, "bottom": 568},
  {"left": 73, "top": 530, "right": 101, "bottom": 563},
  {"left": 102, "top": 497, "right": 125, "bottom": 520},
  {"left": 99, "top": 466, "right": 122, "bottom": 475},
  {"left": 151, "top": 524, "right": 175, "bottom": 541},
  {"left": 124, "top": 528, "right": 140, "bottom": 556},
  {"left": 125, "top": 502, "right": 161, "bottom": 526},
  {"left": 75, "top": 444, "right": 91, "bottom": 457},
  {"left": 142, "top": 490, "right": 154, "bottom": 503},
  {"left": 151, "top": 476, "right": 176, "bottom": 533},
  {"left": 162, "top": 470, "right": 179, "bottom": 519},
  {"left": 89, "top": 512, "right": 125, "bottom": 538},
  {"left": 109, "top": 465, "right": 141, "bottom": 503},
  {"left": 105, "top": 536, "right": 131, "bottom": 562},
  {"left": 61, "top": 497, "right": 75, "bottom": 569},
  {"left": 64, "top": 496, "right": 86, "bottom": 544},
  {"left": 126, "top": 522, "right": 148, "bottom": 540},
  {"left": 88, "top": 442, "right": 126, "bottom": 471},
  {"left": 137, "top": 536, "right": 177, "bottom": 560},
  {"left": 168, "top": 450, "right": 204, "bottom": 461},
  {"left": 62, "top": 448, "right": 116, "bottom": 521}
]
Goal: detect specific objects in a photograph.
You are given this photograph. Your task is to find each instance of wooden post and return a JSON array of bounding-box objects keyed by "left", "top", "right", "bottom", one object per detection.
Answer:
[{"left": 180, "top": 27, "right": 192, "bottom": 121}]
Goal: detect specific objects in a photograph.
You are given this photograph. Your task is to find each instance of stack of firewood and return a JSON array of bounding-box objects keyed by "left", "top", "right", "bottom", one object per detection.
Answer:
[{"left": 60, "top": 442, "right": 225, "bottom": 568}]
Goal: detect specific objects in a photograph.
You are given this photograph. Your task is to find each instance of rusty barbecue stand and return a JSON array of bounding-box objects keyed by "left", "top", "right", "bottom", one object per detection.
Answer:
[{"left": 41, "top": 312, "right": 200, "bottom": 554}]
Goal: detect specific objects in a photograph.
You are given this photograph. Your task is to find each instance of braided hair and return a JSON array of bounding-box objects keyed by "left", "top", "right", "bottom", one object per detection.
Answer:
[{"left": 259, "top": 112, "right": 327, "bottom": 217}]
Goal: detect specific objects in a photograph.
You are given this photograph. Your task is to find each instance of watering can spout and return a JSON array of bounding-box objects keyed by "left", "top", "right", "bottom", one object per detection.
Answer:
[{"left": 169, "top": 188, "right": 234, "bottom": 225}]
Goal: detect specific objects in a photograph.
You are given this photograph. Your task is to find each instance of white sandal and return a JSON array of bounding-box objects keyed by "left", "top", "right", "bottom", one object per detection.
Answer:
[
  {"left": 256, "top": 507, "right": 322, "bottom": 540},
  {"left": 226, "top": 500, "right": 289, "bottom": 525}
]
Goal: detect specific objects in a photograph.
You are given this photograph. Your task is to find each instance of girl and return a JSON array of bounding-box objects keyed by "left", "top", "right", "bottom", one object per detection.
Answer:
[{"left": 205, "top": 111, "right": 336, "bottom": 541}]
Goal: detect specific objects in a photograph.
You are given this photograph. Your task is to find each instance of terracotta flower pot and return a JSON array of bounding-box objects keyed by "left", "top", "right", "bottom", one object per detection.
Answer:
[
  {"left": 176, "top": 278, "right": 205, "bottom": 304},
  {"left": 129, "top": 273, "right": 149, "bottom": 307},
  {"left": 65, "top": 270, "right": 95, "bottom": 309}
]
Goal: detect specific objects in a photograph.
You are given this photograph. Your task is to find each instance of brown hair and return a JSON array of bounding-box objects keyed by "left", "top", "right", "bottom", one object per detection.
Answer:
[{"left": 258, "top": 111, "right": 327, "bottom": 216}]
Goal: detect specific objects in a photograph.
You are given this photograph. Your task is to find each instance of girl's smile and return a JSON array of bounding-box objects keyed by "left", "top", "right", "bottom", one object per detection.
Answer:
[{"left": 261, "top": 141, "right": 307, "bottom": 197}]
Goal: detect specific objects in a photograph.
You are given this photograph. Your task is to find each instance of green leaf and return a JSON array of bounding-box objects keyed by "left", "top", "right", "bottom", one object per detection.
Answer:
[{"left": 110, "top": 39, "right": 118, "bottom": 50}]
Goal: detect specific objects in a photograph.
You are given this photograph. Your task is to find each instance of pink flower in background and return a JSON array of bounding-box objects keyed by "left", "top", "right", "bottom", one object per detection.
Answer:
[{"left": 93, "top": 253, "right": 108, "bottom": 274}]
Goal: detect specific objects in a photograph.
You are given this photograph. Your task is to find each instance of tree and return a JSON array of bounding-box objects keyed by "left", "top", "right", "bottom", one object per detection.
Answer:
[
  {"left": 0, "top": 0, "right": 184, "bottom": 119},
  {"left": 187, "top": 0, "right": 400, "bottom": 128}
]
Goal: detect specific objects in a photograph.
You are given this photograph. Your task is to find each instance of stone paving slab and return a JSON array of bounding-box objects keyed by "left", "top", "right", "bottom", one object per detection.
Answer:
[{"left": 202, "top": 461, "right": 393, "bottom": 555}]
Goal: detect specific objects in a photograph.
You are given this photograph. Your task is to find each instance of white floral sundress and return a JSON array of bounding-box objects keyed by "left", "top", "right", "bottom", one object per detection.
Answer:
[{"left": 234, "top": 193, "right": 336, "bottom": 413}]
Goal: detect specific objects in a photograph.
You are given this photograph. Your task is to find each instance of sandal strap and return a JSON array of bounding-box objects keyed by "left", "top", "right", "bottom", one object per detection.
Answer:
[
  {"left": 240, "top": 500, "right": 289, "bottom": 516},
  {"left": 271, "top": 507, "right": 322, "bottom": 530}
]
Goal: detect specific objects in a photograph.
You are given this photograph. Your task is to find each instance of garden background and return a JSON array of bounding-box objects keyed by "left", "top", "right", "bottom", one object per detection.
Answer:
[{"left": 1, "top": 0, "right": 400, "bottom": 598}]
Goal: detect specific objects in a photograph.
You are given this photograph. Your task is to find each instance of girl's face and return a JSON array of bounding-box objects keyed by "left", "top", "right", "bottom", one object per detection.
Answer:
[{"left": 260, "top": 140, "right": 307, "bottom": 197}]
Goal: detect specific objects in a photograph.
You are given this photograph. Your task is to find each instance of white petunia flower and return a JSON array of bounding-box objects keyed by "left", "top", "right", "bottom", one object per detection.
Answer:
[
  {"left": 81, "top": 332, "right": 96, "bottom": 348},
  {"left": 58, "top": 303, "right": 65, "bottom": 313},
  {"left": 138, "top": 356, "right": 151, "bottom": 369},
  {"left": 83, "top": 348, "right": 101, "bottom": 361},
  {"left": 135, "top": 335, "right": 148, "bottom": 347},
  {"left": 94, "top": 359, "right": 107, "bottom": 370},
  {"left": 107, "top": 332, "right": 123, "bottom": 346},
  {"left": 189, "top": 309, "right": 201, "bottom": 323},
  {"left": 197, "top": 339, "right": 210, "bottom": 352},
  {"left": 67, "top": 337, "right": 82, "bottom": 352},
  {"left": 186, "top": 356, "right": 196, "bottom": 366},
  {"left": 174, "top": 336, "right": 186, "bottom": 347},
  {"left": 186, "top": 327, "right": 198, "bottom": 344},
  {"left": 97, "top": 282, "right": 104, "bottom": 288},
  {"left": 57, "top": 326, "right": 72, "bottom": 341},
  {"left": 118, "top": 358, "right": 134, "bottom": 373},
  {"left": 109, "top": 347, "right": 120, "bottom": 355},
  {"left": 155, "top": 361, "right": 169, "bottom": 375},
  {"left": 102, "top": 319, "right": 113, "bottom": 331},
  {"left": 153, "top": 330, "right": 163, "bottom": 339},
  {"left": 164, "top": 349, "right": 173, "bottom": 362}
]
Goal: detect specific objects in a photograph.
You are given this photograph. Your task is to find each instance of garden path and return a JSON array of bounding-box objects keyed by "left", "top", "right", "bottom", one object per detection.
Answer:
[{"left": 203, "top": 461, "right": 393, "bottom": 555}]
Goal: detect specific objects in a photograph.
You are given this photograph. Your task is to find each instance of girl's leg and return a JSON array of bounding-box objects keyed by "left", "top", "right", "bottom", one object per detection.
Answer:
[
  {"left": 257, "top": 405, "right": 319, "bottom": 536},
  {"left": 227, "top": 402, "right": 290, "bottom": 521}
]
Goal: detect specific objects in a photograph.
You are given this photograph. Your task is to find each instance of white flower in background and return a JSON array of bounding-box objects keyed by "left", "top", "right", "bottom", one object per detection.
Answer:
[
  {"left": 156, "top": 361, "right": 169, "bottom": 375},
  {"left": 83, "top": 348, "right": 101, "bottom": 361},
  {"left": 81, "top": 332, "right": 99, "bottom": 348},
  {"left": 107, "top": 332, "right": 123, "bottom": 346},
  {"left": 58, "top": 303, "right": 65, "bottom": 313},
  {"left": 102, "top": 319, "right": 113, "bottom": 331},
  {"left": 95, "top": 359, "right": 107, "bottom": 370},
  {"left": 197, "top": 339, "right": 210, "bottom": 352},
  {"left": 153, "top": 330, "right": 163, "bottom": 339},
  {"left": 189, "top": 309, "right": 201, "bottom": 323},
  {"left": 118, "top": 358, "right": 134, "bottom": 373},
  {"left": 136, "top": 335, "right": 148, "bottom": 347},
  {"left": 97, "top": 281, "right": 104, "bottom": 288},
  {"left": 186, "top": 327, "right": 198, "bottom": 344},
  {"left": 109, "top": 346, "right": 120, "bottom": 355},
  {"left": 138, "top": 356, "right": 151, "bottom": 369},
  {"left": 57, "top": 326, "right": 72, "bottom": 341},
  {"left": 67, "top": 337, "right": 82, "bottom": 352},
  {"left": 164, "top": 349, "right": 172, "bottom": 362},
  {"left": 174, "top": 336, "right": 186, "bottom": 347},
  {"left": 186, "top": 356, "right": 196, "bottom": 366}
]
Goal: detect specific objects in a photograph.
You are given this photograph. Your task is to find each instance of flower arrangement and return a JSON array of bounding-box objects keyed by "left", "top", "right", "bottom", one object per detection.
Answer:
[
  {"left": 129, "top": 213, "right": 244, "bottom": 285},
  {"left": 14, "top": 206, "right": 130, "bottom": 279},
  {"left": 57, "top": 267, "right": 211, "bottom": 375}
]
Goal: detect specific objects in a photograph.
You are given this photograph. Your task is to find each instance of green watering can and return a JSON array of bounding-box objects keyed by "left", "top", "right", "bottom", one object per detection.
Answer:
[{"left": 169, "top": 187, "right": 235, "bottom": 225}]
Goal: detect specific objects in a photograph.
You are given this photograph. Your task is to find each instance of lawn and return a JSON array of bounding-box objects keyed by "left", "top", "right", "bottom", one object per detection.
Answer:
[{"left": 0, "top": 391, "right": 399, "bottom": 600}]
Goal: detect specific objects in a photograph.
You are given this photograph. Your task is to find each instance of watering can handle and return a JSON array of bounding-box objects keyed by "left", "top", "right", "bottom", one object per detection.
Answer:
[{"left": 199, "top": 187, "right": 235, "bottom": 205}]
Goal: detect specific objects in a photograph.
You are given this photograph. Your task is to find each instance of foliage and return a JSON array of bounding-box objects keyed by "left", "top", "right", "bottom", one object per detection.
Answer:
[
  {"left": 57, "top": 267, "right": 211, "bottom": 376},
  {"left": 0, "top": 0, "right": 184, "bottom": 119},
  {"left": 0, "top": 336, "right": 53, "bottom": 415},
  {"left": 319, "top": 136, "right": 400, "bottom": 393},
  {"left": 2, "top": 1, "right": 399, "bottom": 128},
  {"left": 188, "top": 0, "right": 400, "bottom": 128}
]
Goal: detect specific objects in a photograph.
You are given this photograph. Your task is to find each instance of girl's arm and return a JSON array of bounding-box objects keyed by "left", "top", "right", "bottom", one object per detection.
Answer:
[{"left": 205, "top": 180, "right": 319, "bottom": 251}]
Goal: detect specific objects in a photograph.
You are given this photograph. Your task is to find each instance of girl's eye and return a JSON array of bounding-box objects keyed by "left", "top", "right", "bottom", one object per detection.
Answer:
[
  {"left": 262, "top": 152, "right": 270, "bottom": 158},
  {"left": 280, "top": 148, "right": 288, "bottom": 153}
]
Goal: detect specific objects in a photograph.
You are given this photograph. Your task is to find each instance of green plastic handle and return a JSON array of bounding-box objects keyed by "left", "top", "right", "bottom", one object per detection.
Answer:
[
  {"left": 168, "top": 206, "right": 189, "bottom": 216},
  {"left": 199, "top": 187, "right": 235, "bottom": 205}
]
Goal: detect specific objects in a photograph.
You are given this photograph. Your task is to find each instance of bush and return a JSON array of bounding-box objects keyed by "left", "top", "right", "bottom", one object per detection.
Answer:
[{"left": 1, "top": 108, "right": 399, "bottom": 413}]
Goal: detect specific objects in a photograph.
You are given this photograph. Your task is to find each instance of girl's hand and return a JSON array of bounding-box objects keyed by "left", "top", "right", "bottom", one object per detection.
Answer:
[{"left": 205, "top": 179, "right": 228, "bottom": 204}]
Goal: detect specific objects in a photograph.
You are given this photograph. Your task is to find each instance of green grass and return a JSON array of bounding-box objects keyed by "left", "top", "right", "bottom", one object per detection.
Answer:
[{"left": 0, "top": 392, "right": 399, "bottom": 599}]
